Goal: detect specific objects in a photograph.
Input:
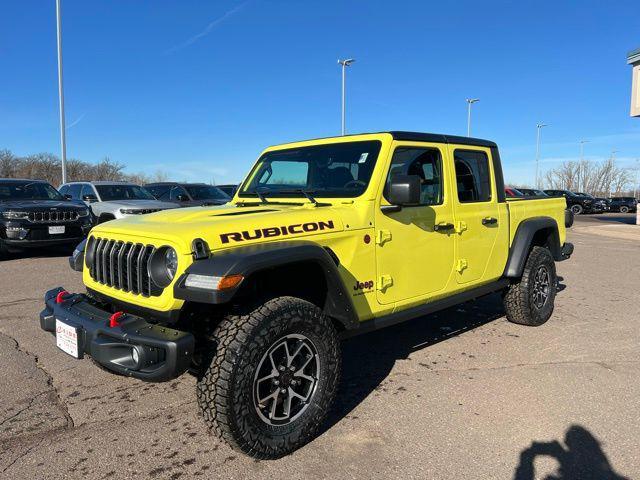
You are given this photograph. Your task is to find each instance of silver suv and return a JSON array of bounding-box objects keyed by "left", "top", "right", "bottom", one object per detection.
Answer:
[{"left": 58, "top": 181, "right": 178, "bottom": 223}]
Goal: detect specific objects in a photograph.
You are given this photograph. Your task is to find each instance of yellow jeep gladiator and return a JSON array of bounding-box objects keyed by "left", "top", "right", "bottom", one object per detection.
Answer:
[{"left": 40, "top": 132, "right": 573, "bottom": 458}]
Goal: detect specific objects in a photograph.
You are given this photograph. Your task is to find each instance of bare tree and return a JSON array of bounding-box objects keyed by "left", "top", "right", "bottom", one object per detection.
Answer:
[
  {"left": 543, "top": 158, "right": 633, "bottom": 196},
  {"left": 0, "top": 148, "right": 166, "bottom": 186}
]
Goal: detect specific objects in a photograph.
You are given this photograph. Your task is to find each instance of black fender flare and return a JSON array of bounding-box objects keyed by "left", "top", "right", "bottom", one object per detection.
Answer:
[
  {"left": 173, "top": 241, "right": 359, "bottom": 330},
  {"left": 503, "top": 217, "right": 561, "bottom": 278}
]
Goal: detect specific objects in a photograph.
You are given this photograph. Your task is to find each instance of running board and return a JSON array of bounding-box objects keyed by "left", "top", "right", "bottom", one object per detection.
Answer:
[{"left": 341, "top": 279, "right": 509, "bottom": 339}]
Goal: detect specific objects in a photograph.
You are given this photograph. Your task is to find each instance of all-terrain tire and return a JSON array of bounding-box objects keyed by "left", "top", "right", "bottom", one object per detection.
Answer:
[
  {"left": 570, "top": 204, "right": 583, "bottom": 215},
  {"left": 197, "top": 296, "right": 341, "bottom": 459},
  {"left": 503, "top": 246, "right": 557, "bottom": 326}
]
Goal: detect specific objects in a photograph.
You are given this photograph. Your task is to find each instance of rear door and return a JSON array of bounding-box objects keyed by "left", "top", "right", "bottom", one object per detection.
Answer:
[
  {"left": 449, "top": 146, "right": 508, "bottom": 284},
  {"left": 375, "top": 142, "right": 456, "bottom": 305}
]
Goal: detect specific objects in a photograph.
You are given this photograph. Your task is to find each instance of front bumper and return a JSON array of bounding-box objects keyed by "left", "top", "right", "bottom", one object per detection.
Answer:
[
  {"left": 561, "top": 242, "right": 574, "bottom": 260},
  {"left": 1, "top": 220, "right": 92, "bottom": 247},
  {"left": 40, "top": 287, "right": 194, "bottom": 382}
]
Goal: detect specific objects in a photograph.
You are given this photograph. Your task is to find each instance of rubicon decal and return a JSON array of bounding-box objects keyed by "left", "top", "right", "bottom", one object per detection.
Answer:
[{"left": 220, "top": 220, "right": 335, "bottom": 244}]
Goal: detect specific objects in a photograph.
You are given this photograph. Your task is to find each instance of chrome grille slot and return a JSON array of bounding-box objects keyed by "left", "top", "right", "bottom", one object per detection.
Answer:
[
  {"left": 89, "top": 237, "right": 162, "bottom": 297},
  {"left": 28, "top": 210, "right": 79, "bottom": 223}
]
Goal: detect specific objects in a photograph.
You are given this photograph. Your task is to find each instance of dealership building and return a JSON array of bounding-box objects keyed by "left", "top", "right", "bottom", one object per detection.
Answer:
[{"left": 629, "top": 47, "right": 640, "bottom": 117}]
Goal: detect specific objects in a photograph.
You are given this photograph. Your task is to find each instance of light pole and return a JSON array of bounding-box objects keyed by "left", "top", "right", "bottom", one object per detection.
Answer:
[
  {"left": 609, "top": 150, "right": 618, "bottom": 197},
  {"left": 535, "top": 123, "right": 548, "bottom": 188},
  {"left": 338, "top": 58, "right": 355, "bottom": 136},
  {"left": 466, "top": 98, "right": 479, "bottom": 137},
  {"left": 56, "top": 0, "right": 68, "bottom": 184},
  {"left": 579, "top": 140, "right": 589, "bottom": 191}
]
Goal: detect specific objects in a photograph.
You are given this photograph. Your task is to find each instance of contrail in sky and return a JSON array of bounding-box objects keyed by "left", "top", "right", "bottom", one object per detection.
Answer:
[
  {"left": 164, "top": 1, "right": 250, "bottom": 54},
  {"left": 66, "top": 113, "right": 85, "bottom": 130}
]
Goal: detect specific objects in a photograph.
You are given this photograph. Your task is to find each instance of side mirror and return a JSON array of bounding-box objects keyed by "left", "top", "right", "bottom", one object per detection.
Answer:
[
  {"left": 386, "top": 175, "right": 421, "bottom": 208},
  {"left": 176, "top": 194, "right": 189, "bottom": 202},
  {"left": 63, "top": 194, "right": 72, "bottom": 200},
  {"left": 82, "top": 194, "right": 98, "bottom": 203}
]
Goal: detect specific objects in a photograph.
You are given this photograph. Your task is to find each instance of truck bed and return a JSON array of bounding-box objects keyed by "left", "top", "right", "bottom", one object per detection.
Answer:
[{"left": 506, "top": 197, "right": 567, "bottom": 246}]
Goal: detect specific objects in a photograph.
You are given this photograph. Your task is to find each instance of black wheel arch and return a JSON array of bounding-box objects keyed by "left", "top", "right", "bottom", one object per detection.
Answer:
[
  {"left": 174, "top": 241, "right": 359, "bottom": 330},
  {"left": 503, "top": 217, "right": 562, "bottom": 278}
]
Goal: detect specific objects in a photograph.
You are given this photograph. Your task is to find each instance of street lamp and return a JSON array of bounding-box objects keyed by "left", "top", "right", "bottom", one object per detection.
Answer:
[
  {"left": 466, "top": 98, "right": 479, "bottom": 137},
  {"left": 338, "top": 58, "right": 355, "bottom": 136},
  {"left": 535, "top": 123, "right": 548, "bottom": 188},
  {"left": 56, "top": 0, "right": 68, "bottom": 184}
]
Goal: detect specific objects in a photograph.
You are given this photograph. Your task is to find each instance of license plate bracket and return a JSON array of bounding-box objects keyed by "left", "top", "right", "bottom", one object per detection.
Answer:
[
  {"left": 55, "top": 319, "right": 83, "bottom": 359},
  {"left": 49, "top": 226, "right": 65, "bottom": 235}
]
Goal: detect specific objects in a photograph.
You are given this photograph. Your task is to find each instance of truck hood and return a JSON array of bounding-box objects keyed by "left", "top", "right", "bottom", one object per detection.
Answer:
[
  {"left": 97, "top": 199, "right": 179, "bottom": 210},
  {"left": 91, "top": 203, "right": 347, "bottom": 252}
]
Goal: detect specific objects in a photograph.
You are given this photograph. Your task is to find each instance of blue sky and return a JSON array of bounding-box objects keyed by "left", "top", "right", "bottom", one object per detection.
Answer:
[{"left": 1, "top": 0, "right": 639, "bottom": 185}]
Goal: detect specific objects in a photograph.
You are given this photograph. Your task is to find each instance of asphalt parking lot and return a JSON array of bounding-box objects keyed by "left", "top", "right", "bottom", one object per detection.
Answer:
[{"left": 1, "top": 214, "right": 638, "bottom": 479}]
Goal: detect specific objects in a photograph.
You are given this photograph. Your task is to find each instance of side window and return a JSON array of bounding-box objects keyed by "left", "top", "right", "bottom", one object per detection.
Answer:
[
  {"left": 58, "top": 185, "right": 69, "bottom": 195},
  {"left": 454, "top": 150, "right": 492, "bottom": 203},
  {"left": 68, "top": 184, "right": 82, "bottom": 199},
  {"left": 385, "top": 147, "right": 443, "bottom": 206},
  {"left": 169, "top": 186, "right": 187, "bottom": 200},
  {"left": 80, "top": 184, "right": 95, "bottom": 199},
  {"left": 147, "top": 185, "right": 170, "bottom": 199}
]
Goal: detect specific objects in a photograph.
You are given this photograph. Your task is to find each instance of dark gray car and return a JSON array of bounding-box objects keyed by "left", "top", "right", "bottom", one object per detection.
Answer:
[{"left": 145, "top": 182, "right": 230, "bottom": 207}]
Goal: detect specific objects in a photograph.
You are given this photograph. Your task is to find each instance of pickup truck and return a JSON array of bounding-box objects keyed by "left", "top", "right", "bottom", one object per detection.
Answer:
[{"left": 39, "top": 132, "right": 573, "bottom": 459}]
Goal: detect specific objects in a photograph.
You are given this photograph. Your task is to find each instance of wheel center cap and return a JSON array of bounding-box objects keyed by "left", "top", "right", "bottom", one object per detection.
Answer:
[{"left": 279, "top": 371, "right": 293, "bottom": 387}]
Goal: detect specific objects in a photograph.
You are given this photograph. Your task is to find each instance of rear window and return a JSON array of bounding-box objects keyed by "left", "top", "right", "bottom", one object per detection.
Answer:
[{"left": 454, "top": 150, "right": 492, "bottom": 203}]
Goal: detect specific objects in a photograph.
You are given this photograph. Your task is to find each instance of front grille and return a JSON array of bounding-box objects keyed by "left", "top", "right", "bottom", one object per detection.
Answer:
[
  {"left": 88, "top": 237, "right": 161, "bottom": 297},
  {"left": 28, "top": 210, "right": 79, "bottom": 223}
]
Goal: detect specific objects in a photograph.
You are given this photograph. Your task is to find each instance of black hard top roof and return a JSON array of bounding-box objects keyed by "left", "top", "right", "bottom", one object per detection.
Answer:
[{"left": 279, "top": 131, "right": 497, "bottom": 148}]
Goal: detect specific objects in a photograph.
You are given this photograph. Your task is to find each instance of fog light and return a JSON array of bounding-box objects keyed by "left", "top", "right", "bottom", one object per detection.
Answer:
[
  {"left": 132, "top": 347, "right": 140, "bottom": 365},
  {"left": 6, "top": 227, "right": 28, "bottom": 240}
]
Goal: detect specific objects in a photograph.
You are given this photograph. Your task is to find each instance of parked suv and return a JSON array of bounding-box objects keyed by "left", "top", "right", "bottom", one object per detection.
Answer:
[
  {"left": 575, "top": 193, "right": 609, "bottom": 212},
  {"left": 41, "top": 132, "right": 573, "bottom": 459},
  {"left": 0, "top": 178, "right": 93, "bottom": 255},
  {"left": 145, "top": 182, "right": 230, "bottom": 207},
  {"left": 544, "top": 189, "right": 597, "bottom": 215},
  {"left": 519, "top": 188, "right": 548, "bottom": 197},
  {"left": 607, "top": 197, "right": 637, "bottom": 213},
  {"left": 58, "top": 181, "right": 178, "bottom": 223},
  {"left": 215, "top": 184, "right": 238, "bottom": 197}
]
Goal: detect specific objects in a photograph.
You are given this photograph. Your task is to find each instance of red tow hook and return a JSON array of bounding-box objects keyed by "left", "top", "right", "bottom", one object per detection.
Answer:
[
  {"left": 55, "top": 290, "right": 70, "bottom": 304},
  {"left": 109, "top": 311, "right": 125, "bottom": 328}
]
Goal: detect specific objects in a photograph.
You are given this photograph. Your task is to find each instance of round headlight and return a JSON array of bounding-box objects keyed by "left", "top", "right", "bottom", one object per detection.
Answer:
[
  {"left": 164, "top": 248, "right": 178, "bottom": 281},
  {"left": 148, "top": 246, "right": 178, "bottom": 288}
]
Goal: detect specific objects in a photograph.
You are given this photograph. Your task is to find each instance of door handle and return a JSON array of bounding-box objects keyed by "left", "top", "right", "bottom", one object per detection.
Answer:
[
  {"left": 482, "top": 217, "right": 498, "bottom": 226},
  {"left": 434, "top": 222, "right": 454, "bottom": 232}
]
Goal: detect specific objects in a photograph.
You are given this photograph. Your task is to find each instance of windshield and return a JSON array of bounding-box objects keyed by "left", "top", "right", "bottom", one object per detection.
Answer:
[
  {"left": 95, "top": 184, "right": 156, "bottom": 201},
  {"left": 185, "top": 185, "right": 230, "bottom": 201},
  {"left": 240, "top": 140, "right": 382, "bottom": 199},
  {"left": 0, "top": 181, "right": 63, "bottom": 201}
]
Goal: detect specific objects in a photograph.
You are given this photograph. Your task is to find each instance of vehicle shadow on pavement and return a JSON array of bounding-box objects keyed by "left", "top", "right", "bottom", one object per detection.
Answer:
[
  {"left": 591, "top": 214, "right": 636, "bottom": 225},
  {"left": 513, "top": 424, "right": 630, "bottom": 480},
  {"left": 0, "top": 245, "right": 74, "bottom": 261},
  {"left": 325, "top": 293, "right": 505, "bottom": 432}
]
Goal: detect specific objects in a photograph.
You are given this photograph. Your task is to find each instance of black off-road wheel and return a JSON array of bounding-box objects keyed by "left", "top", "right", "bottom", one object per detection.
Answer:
[
  {"left": 503, "top": 246, "right": 557, "bottom": 326},
  {"left": 197, "top": 296, "right": 341, "bottom": 459},
  {"left": 570, "top": 204, "right": 583, "bottom": 215}
]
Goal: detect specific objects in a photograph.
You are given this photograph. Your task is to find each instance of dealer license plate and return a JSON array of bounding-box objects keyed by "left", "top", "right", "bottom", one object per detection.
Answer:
[
  {"left": 49, "top": 226, "right": 65, "bottom": 235},
  {"left": 56, "top": 319, "right": 80, "bottom": 358}
]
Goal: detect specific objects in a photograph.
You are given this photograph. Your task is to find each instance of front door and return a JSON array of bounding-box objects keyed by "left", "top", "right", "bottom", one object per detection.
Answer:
[
  {"left": 449, "top": 146, "right": 507, "bottom": 284},
  {"left": 375, "top": 142, "right": 456, "bottom": 306}
]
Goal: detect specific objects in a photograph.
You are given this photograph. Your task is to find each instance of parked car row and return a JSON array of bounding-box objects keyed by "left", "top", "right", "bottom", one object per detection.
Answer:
[
  {"left": 504, "top": 186, "right": 637, "bottom": 215},
  {"left": 0, "top": 178, "right": 238, "bottom": 257}
]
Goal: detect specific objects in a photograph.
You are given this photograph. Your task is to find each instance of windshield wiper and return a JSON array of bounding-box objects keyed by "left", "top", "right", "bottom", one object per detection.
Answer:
[{"left": 274, "top": 189, "right": 318, "bottom": 205}]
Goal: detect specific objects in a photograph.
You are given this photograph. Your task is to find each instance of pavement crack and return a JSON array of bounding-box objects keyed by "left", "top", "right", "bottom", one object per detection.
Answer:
[
  {"left": 0, "top": 297, "right": 42, "bottom": 308},
  {"left": 1, "top": 437, "right": 46, "bottom": 474},
  {"left": 425, "top": 359, "right": 639, "bottom": 374}
]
